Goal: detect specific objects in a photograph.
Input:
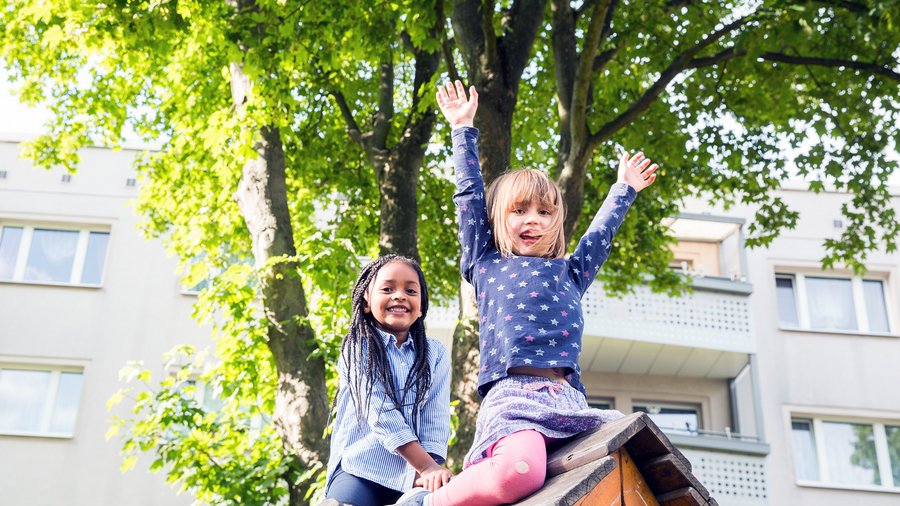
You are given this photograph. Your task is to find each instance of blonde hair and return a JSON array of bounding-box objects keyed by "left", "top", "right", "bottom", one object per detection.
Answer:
[{"left": 486, "top": 169, "right": 566, "bottom": 259}]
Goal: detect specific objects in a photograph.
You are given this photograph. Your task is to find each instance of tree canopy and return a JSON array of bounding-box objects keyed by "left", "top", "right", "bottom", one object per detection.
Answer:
[{"left": 2, "top": 0, "right": 898, "bottom": 504}]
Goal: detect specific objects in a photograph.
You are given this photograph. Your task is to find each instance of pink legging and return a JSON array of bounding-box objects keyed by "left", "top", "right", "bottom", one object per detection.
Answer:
[{"left": 430, "top": 430, "right": 547, "bottom": 506}]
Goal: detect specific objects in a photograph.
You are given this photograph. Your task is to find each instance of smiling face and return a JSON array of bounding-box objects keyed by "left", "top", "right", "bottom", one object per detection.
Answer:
[
  {"left": 507, "top": 200, "right": 555, "bottom": 256},
  {"left": 363, "top": 261, "right": 423, "bottom": 344},
  {"left": 487, "top": 169, "right": 566, "bottom": 259}
]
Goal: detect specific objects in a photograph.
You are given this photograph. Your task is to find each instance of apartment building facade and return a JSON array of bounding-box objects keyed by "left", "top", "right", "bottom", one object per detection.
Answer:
[
  {"left": 1, "top": 138, "right": 898, "bottom": 504},
  {"left": 0, "top": 137, "right": 201, "bottom": 505}
]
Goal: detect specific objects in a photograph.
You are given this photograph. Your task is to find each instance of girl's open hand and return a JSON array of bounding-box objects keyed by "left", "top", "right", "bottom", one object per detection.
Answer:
[
  {"left": 618, "top": 151, "right": 659, "bottom": 192},
  {"left": 437, "top": 80, "right": 478, "bottom": 128},
  {"left": 415, "top": 464, "right": 453, "bottom": 492}
]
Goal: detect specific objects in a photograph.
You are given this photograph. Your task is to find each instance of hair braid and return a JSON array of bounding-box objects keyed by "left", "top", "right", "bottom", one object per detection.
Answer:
[{"left": 335, "top": 255, "right": 432, "bottom": 436}]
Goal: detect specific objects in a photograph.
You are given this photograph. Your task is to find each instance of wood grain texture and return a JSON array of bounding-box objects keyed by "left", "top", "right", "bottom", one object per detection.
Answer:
[
  {"left": 621, "top": 449, "right": 661, "bottom": 506},
  {"left": 656, "top": 486, "right": 707, "bottom": 506},
  {"left": 516, "top": 456, "right": 617, "bottom": 506},
  {"left": 639, "top": 454, "right": 709, "bottom": 499},
  {"left": 547, "top": 412, "right": 647, "bottom": 477}
]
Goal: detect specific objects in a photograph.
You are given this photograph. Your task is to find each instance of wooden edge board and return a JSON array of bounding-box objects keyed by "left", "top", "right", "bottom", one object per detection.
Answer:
[
  {"left": 656, "top": 486, "right": 706, "bottom": 506},
  {"left": 547, "top": 412, "right": 647, "bottom": 476},
  {"left": 639, "top": 454, "right": 710, "bottom": 499},
  {"left": 514, "top": 456, "right": 618, "bottom": 506}
]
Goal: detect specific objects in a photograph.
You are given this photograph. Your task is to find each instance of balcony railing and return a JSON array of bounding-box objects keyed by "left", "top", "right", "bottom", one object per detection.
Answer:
[
  {"left": 427, "top": 278, "right": 756, "bottom": 354},
  {"left": 680, "top": 445, "right": 768, "bottom": 506}
]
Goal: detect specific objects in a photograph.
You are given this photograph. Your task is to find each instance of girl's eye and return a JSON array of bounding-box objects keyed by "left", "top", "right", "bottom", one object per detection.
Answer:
[
  {"left": 406, "top": 289, "right": 418, "bottom": 295},
  {"left": 512, "top": 209, "right": 524, "bottom": 215},
  {"left": 540, "top": 209, "right": 552, "bottom": 216},
  {"left": 379, "top": 287, "right": 392, "bottom": 292}
]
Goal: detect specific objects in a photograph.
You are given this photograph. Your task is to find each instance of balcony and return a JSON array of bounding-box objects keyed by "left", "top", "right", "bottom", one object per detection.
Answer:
[
  {"left": 679, "top": 441, "right": 769, "bottom": 506},
  {"left": 580, "top": 279, "right": 754, "bottom": 379}
]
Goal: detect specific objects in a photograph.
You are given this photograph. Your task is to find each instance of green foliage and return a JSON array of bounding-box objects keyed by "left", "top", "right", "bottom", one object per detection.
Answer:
[
  {"left": 515, "top": 0, "right": 899, "bottom": 291},
  {"left": 108, "top": 349, "right": 289, "bottom": 505},
  {"left": 4, "top": 0, "right": 899, "bottom": 504}
]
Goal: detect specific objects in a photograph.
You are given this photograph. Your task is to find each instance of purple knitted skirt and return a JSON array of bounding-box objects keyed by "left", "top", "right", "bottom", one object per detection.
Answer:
[{"left": 463, "top": 374, "right": 625, "bottom": 468}]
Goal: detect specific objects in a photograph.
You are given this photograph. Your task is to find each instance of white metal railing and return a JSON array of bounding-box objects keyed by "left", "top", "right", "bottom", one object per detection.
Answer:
[{"left": 427, "top": 281, "right": 755, "bottom": 354}]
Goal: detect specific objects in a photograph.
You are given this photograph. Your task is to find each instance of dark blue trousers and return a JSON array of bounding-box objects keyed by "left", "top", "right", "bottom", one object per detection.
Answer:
[{"left": 325, "top": 462, "right": 403, "bottom": 506}]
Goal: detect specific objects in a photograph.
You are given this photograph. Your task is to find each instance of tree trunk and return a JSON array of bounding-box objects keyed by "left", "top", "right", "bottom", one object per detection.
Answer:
[
  {"left": 446, "top": 281, "right": 480, "bottom": 470},
  {"left": 447, "top": 0, "right": 547, "bottom": 465},
  {"left": 231, "top": 63, "right": 328, "bottom": 506}
]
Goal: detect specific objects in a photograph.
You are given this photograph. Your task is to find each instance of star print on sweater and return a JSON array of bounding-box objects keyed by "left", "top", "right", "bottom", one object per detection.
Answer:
[{"left": 452, "top": 127, "right": 637, "bottom": 397}]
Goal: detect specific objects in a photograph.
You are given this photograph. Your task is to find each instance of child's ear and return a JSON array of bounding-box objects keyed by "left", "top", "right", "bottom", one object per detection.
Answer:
[{"left": 362, "top": 292, "right": 370, "bottom": 313}]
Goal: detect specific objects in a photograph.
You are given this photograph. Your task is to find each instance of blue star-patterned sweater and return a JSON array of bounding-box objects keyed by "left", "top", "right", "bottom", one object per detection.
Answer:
[{"left": 452, "top": 127, "right": 637, "bottom": 397}]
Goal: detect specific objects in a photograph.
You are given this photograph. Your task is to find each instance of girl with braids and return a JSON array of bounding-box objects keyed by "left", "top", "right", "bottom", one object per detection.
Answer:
[
  {"left": 396, "top": 83, "right": 659, "bottom": 506},
  {"left": 325, "top": 255, "right": 453, "bottom": 506}
]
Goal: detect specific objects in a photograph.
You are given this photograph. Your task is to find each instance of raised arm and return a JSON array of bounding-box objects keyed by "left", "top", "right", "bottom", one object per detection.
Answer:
[
  {"left": 569, "top": 152, "right": 659, "bottom": 293},
  {"left": 439, "top": 82, "right": 492, "bottom": 282}
]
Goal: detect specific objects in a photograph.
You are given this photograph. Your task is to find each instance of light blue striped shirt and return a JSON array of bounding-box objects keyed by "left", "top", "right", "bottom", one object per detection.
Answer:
[{"left": 326, "top": 329, "right": 451, "bottom": 492}]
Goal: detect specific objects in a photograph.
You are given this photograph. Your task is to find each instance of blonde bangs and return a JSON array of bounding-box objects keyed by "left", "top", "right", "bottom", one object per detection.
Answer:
[{"left": 486, "top": 169, "right": 566, "bottom": 259}]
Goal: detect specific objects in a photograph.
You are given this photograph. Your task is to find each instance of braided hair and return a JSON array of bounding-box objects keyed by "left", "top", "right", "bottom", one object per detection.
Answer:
[{"left": 338, "top": 254, "right": 432, "bottom": 435}]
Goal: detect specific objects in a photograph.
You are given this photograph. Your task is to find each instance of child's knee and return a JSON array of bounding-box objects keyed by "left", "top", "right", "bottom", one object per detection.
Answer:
[{"left": 492, "top": 455, "right": 546, "bottom": 502}]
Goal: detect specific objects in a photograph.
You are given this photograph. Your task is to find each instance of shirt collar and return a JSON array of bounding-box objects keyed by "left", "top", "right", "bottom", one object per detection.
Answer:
[{"left": 376, "top": 327, "right": 415, "bottom": 351}]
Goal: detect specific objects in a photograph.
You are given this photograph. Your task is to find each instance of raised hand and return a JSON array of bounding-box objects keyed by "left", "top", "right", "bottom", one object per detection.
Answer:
[
  {"left": 436, "top": 80, "right": 478, "bottom": 128},
  {"left": 617, "top": 151, "right": 659, "bottom": 192}
]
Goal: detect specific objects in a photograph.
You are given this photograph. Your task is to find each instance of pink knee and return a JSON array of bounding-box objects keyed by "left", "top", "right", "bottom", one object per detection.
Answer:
[{"left": 484, "top": 430, "right": 547, "bottom": 503}]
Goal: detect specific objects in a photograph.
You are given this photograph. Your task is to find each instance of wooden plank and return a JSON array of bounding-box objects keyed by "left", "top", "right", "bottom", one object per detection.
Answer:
[
  {"left": 638, "top": 454, "right": 709, "bottom": 499},
  {"left": 620, "top": 449, "right": 661, "bottom": 506},
  {"left": 622, "top": 415, "right": 692, "bottom": 472},
  {"left": 547, "top": 413, "right": 647, "bottom": 477},
  {"left": 515, "top": 456, "right": 617, "bottom": 506},
  {"left": 656, "top": 487, "right": 706, "bottom": 506},
  {"left": 573, "top": 451, "right": 622, "bottom": 506}
]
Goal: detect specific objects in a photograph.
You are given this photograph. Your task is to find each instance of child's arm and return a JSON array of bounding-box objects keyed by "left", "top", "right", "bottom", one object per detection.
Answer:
[
  {"left": 438, "top": 81, "right": 492, "bottom": 282},
  {"left": 397, "top": 441, "right": 452, "bottom": 492},
  {"left": 568, "top": 152, "right": 659, "bottom": 293},
  {"left": 342, "top": 357, "right": 452, "bottom": 491},
  {"left": 412, "top": 340, "right": 453, "bottom": 489}
]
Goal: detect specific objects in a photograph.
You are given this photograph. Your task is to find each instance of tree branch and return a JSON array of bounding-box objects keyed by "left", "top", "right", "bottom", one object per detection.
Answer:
[
  {"left": 588, "top": 14, "right": 754, "bottom": 149},
  {"left": 499, "top": 0, "right": 547, "bottom": 85},
  {"left": 372, "top": 58, "right": 394, "bottom": 149},
  {"left": 330, "top": 90, "right": 364, "bottom": 148},
  {"left": 761, "top": 52, "right": 900, "bottom": 82},
  {"left": 815, "top": 0, "right": 867, "bottom": 13},
  {"left": 450, "top": 0, "right": 486, "bottom": 74},
  {"left": 438, "top": 0, "right": 462, "bottom": 84},
  {"left": 688, "top": 47, "right": 744, "bottom": 68},
  {"left": 572, "top": 0, "right": 612, "bottom": 144}
]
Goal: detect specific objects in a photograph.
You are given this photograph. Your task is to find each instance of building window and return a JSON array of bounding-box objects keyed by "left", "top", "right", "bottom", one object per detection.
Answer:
[
  {"left": 775, "top": 273, "right": 891, "bottom": 334},
  {"left": 791, "top": 416, "right": 900, "bottom": 490},
  {"left": 0, "top": 224, "right": 110, "bottom": 286},
  {"left": 632, "top": 401, "right": 700, "bottom": 436},
  {"left": 588, "top": 398, "right": 614, "bottom": 410},
  {"left": 0, "top": 366, "right": 84, "bottom": 437}
]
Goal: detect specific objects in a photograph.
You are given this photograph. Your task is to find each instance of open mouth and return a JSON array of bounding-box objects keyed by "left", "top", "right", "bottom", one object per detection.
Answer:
[
  {"left": 387, "top": 306, "right": 410, "bottom": 313},
  {"left": 520, "top": 233, "right": 540, "bottom": 246}
]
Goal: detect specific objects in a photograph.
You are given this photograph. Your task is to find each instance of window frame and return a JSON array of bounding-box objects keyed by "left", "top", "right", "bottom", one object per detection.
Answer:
[
  {"left": 790, "top": 414, "right": 900, "bottom": 493},
  {"left": 0, "top": 222, "right": 111, "bottom": 287},
  {"left": 775, "top": 271, "right": 894, "bottom": 335},
  {"left": 0, "top": 364, "right": 85, "bottom": 438},
  {"left": 632, "top": 400, "right": 703, "bottom": 436}
]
